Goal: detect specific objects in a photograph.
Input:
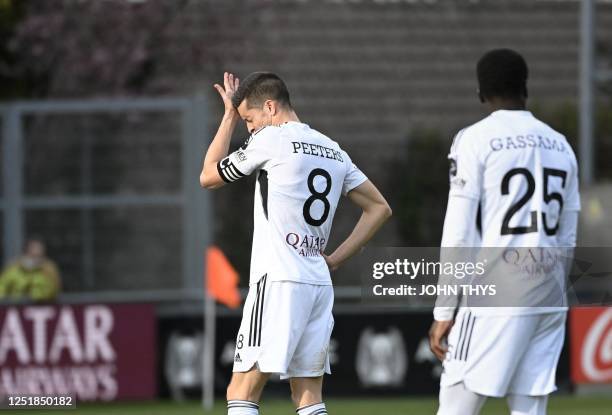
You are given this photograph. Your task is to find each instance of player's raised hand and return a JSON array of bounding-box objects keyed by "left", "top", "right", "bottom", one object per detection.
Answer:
[
  {"left": 429, "top": 320, "right": 453, "bottom": 361},
  {"left": 213, "top": 72, "right": 240, "bottom": 113}
]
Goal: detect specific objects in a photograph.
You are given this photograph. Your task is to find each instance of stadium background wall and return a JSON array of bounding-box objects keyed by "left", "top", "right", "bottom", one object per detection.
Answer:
[{"left": 2, "top": 0, "right": 611, "bottom": 291}]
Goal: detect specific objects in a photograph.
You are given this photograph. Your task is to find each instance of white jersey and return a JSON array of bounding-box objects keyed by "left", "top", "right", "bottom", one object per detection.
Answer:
[
  {"left": 449, "top": 110, "right": 581, "bottom": 248},
  {"left": 442, "top": 110, "right": 581, "bottom": 317},
  {"left": 217, "top": 121, "right": 367, "bottom": 285}
]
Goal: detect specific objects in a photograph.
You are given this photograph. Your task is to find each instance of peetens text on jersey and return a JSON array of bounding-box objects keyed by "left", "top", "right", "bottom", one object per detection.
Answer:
[{"left": 292, "top": 141, "right": 344, "bottom": 162}]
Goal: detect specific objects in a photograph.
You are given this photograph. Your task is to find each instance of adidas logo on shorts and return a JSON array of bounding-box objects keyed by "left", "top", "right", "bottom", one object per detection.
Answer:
[{"left": 234, "top": 353, "right": 242, "bottom": 363}]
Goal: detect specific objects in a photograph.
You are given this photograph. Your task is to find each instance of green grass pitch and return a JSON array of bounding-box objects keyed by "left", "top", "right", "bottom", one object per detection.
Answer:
[{"left": 5, "top": 396, "right": 610, "bottom": 414}]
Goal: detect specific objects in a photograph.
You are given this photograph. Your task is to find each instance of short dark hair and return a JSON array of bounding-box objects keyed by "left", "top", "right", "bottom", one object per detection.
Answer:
[
  {"left": 477, "top": 49, "right": 528, "bottom": 101},
  {"left": 231, "top": 72, "right": 292, "bottom": 109}
]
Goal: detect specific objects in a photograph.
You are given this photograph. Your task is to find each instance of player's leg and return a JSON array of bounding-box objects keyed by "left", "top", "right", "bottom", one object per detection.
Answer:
[
  {"left": 227, "top": 276, "right": 271, "bottom": 414},
  {"left": 505, "top": 311, "right": 566, "bottom": 415},
  {"left": 506, "top": 394, "right": 549, "bottom": 415},
  {"left": 226, "top": 368, "right": 270, "bottom": 414},
  {"left": 437, "top": 382, "right": 487, "bottom": 415},
  {"left": 460, "top": 313, "right": 539, "bottom": 396},
  {"left": 438, "top": 310, "right": 540, "bottom": 414},
  {"left": 290, "top": 376, "right": 326, "bottom": 414},
  {"left": 285, "top": 284, "right": 334, "bottom": 414}
]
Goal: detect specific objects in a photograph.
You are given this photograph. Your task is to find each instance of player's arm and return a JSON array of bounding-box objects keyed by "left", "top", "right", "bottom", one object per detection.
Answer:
[
  {"left": 559, "top": 159, "right": 580, "bottom": 285},
  {"left": 323, "top": 180, "right": 392, "bottom": 271},
  {"left": 434, "top": 195, "right": 480, "bottom": 316},
  {"left": 429, "top": 194, "right": 479, "bottom": 360},
  {"left": 200, "top": 72, "right": 240, "bottom": 189},
  {"left": 430, "top": 130, "right": 482, "bottom": 361},
  {"left": 559, "top": 209, "right": 579, "bottom": 288}
]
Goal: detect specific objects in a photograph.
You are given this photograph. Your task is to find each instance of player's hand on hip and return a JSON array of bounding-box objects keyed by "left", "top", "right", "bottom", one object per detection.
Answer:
[
  {"left": 429, "top": 319, "right": 453, "bottom": 361},
  {"left": 321, "top": 252, "right": 339, "bottom": 272},
  {"left": 213, "top": 72, "right": 240, "bottom": 114}
]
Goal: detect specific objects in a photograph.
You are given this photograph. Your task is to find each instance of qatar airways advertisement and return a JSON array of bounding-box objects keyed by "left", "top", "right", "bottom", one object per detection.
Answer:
[{"left": 0, "top": 304, "right": 156, "bottom": 401}]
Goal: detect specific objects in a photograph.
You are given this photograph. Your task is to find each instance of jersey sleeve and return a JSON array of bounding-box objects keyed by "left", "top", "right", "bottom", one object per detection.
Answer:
[
  {"left": 217, "top": 128, "right": 277, "bottom": 183},
  {"left": 447, "top": 129, "right": 483, "bottom": 200},
  {"left": 342, "top": 152, "right": 368, "bottom": 195},
  {"left": 564, "top": 148, "right": 581, "bottom": 211}
]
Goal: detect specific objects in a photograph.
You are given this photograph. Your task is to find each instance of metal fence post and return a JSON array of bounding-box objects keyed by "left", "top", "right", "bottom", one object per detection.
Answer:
[
  {"left": 81, "top": 126, "right": 95, "bottom": 288},
  {"left": 192, "top": 95, "right": 211, "bottom": 290},
  {"left": 182, "top": 101, "right": 196, "bottom": 292},
  {"left": 181, "top": 96, "right": 211, "bottom": 292},
  {"left": 191, "top": 96, "right": 215, "bottom": 410},
  {"left": 2, "top": 105, "right": 24, "bottom": 262},
  {"left": 579, "top": 0, "right": 595, "bottom": 186}
]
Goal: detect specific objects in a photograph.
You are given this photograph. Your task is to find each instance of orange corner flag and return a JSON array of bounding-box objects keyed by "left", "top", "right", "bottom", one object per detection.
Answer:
[{"left": 206, "top": 246, "right": 241, "bottom": 308}]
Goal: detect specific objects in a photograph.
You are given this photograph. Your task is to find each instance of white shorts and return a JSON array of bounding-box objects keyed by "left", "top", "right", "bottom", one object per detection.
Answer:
[
  {"left": 440, "top": 308, "right": 566, "bottom": 397},
  {"left": 232, "top": 275, "right": 334, "bottom": 379}
]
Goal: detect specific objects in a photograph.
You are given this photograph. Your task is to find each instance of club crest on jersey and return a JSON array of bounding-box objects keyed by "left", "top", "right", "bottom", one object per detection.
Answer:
[
  {"left": 235, "top": 149, "right": 247, "bottom": 162},
  {"left": 451, "top": 176, "right": 466, "bottom": 189}
]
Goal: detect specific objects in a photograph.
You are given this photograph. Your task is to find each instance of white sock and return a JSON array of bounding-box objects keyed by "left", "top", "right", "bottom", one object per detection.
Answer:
[
  {"left": 227, "top": 399, "right": 259, "bottom": 415},
  {"left": 437, "top": 382, "right": 487, "bottom": 415},
  {"left": 297, "top": 402, "right": 327, "bottom": 415},
  {"left": 507, "top": 394, "right": 549, "bottom": 415}
]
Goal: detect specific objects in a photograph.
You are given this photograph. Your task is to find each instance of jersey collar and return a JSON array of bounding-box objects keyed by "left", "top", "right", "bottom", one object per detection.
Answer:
[{"left": 491, "top": 109, "right": 534, "bottom": 117}]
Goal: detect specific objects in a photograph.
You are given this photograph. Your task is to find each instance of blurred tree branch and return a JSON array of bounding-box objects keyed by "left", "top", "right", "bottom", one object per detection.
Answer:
[{"left": 0, "top": 0, "right": 195, "bottom": 99}]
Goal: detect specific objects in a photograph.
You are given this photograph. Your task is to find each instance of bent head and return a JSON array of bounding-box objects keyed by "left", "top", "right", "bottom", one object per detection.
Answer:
[
  {"left": 231, "top": 72, "right": 293, "bottom": 133},
  {"left": 477, "top": 49, "right": 528, "bottom": 109}
]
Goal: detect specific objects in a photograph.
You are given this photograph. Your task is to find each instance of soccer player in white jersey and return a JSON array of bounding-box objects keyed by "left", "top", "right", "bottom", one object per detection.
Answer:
[
  {"left": 200, "top": 72, "right": 391, "bottom": 415},
  {"left": 429, "top": 49, "right": 580, "bottom": 415}
]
